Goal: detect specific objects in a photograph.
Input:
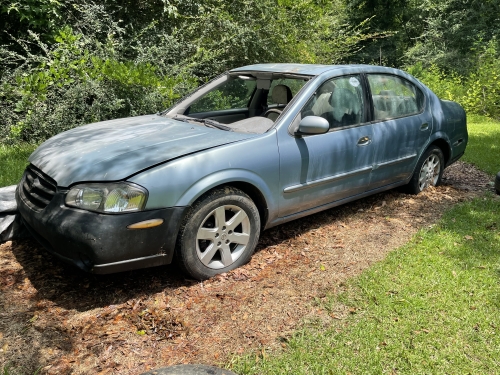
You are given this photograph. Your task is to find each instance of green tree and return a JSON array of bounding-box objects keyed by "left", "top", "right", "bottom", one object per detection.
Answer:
[
  {"left": 344, "top": 0, "right": 421, "bottom": 66},
  {"left": 405, "top": 0, "right": 500, "bottom": 74}
]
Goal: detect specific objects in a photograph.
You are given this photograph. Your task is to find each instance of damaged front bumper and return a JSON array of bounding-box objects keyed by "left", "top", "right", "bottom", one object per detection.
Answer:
[{"left": 16, "top": 186, "right": 187, "bottom": 274}]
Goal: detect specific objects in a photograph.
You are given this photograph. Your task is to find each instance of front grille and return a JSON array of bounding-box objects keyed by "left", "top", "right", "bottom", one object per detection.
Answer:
[{"left": 20, "top": 165, "right": 57, "bottom": 211}]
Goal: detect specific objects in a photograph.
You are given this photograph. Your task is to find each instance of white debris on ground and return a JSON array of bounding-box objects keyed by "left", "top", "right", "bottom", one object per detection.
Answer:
[{"left": 0, "top": 185, "right": 29, "bottom": 242}]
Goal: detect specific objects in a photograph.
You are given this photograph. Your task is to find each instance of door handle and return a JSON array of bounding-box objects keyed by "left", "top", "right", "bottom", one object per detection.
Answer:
[
  {"left": 357, "top": 136, "right": 372, "bottom": 146},
  {"left": 420, "top": 123, "right": 429, "bottom": 131}
]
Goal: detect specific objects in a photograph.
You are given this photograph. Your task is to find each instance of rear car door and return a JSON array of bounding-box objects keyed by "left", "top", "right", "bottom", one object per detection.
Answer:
[
  {"left": 278, "top": 74, "right": 374, "bottom": 217},
  {"left": 367, "top": 74, "right": 431, "bottom": 190}
]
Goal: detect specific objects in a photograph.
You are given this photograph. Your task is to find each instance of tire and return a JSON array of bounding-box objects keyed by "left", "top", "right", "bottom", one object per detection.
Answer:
[
  {"left": 405, "top": 145, "right": 444, "bottom": 195},
  {"left": 176, "top": 186, "right": 261, "bottom": 280}
]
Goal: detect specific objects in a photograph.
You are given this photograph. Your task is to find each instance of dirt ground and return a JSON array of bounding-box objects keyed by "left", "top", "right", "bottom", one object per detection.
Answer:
[{"left": 0, "top": 162, "right": 495, "bottom": 374}]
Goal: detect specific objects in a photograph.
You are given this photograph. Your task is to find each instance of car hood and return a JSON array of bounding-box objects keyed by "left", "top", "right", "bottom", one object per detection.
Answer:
[{"left": 29, "top": 115, "right": 256, "bottom": 187}]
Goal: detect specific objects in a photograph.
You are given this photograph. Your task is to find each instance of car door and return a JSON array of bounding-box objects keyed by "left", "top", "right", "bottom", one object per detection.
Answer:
[
  {"left": 277, "top": 74, "right": 374, "bottom": 218},
  {"left": 367, "top": 74, "right": 432, "bottom": 190}
]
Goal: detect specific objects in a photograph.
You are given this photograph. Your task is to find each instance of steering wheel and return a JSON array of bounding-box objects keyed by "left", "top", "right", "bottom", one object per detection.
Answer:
[{"left": 263, "top": 108, "right": 283, "bottom": 120}]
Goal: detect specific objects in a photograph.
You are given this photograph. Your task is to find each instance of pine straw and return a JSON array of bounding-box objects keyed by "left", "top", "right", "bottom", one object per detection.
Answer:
[{"left": 0, "top": 162, "right": 494, "bottom": 374}]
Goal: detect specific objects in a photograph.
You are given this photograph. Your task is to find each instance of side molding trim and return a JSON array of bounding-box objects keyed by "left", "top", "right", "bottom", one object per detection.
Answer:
[{"left": 284, "top": 167, "right": 372, "bottom": 194}]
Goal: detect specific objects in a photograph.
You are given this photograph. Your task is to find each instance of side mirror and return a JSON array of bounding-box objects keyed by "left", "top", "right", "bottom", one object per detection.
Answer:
[{"left": 296, "top": 116, "right": 330, "bottom": 135}]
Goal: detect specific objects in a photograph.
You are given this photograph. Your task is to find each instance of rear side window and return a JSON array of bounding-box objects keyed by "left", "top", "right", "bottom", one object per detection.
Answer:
[{"left": 367, "top": 74, "right": 424, "bottom": 121}]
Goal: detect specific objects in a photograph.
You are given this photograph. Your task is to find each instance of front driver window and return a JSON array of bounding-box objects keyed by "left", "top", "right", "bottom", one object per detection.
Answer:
[
  {"left": 189, "top": 77, "right": 257, "bottom": 114},
  {"left": 301, "top": 75, "right": 365, "bottom": 129}
]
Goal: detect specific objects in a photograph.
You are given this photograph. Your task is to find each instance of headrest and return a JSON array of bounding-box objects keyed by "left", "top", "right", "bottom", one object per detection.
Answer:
[
  {"left": 272, "top": 84, "right": 293, "bottom": 105},
  {"left": 379, "top": 90, "right": 395, "bottom": 96},
  {"left": 330, "top": 88, "right": 361, "bottom": 122}
]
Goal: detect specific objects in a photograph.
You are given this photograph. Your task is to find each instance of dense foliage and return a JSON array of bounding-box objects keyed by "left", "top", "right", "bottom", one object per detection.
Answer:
[
  {"left": 0, "top": 0, "right": 499, "bottom": 144},
  {"left": 345, "top": 0, "right": 500, "bottom": 118}
]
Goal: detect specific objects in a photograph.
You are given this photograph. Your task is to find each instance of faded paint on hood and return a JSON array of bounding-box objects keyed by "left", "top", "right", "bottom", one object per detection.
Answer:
[{"left": 29, "top": 115, "right": 256, "bottom": 187}]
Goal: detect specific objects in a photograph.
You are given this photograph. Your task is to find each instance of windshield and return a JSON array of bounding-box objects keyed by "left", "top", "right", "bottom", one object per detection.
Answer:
[
  {"left": 167, "top": 72, "right": 310, "bottom": 134},
  {"left": 189, "top": 77, "right": 257, "bottom": 114}
]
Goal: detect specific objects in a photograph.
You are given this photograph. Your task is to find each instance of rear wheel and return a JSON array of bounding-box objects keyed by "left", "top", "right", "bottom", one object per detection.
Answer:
[
  {"left": 176, "top": 187, "right": 260, "bottom": 280},
  {"left": 405, "top": 146, "right": 444, "bottom": 195}
]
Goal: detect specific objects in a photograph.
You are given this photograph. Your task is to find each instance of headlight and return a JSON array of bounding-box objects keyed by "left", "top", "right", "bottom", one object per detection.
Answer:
[{"left": 65, "top": 182, "right": 148, "bottom": 213}]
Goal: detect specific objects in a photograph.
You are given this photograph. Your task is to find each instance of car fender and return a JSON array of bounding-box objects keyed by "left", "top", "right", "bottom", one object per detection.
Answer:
[
  {"left": 128, "top": 131, "right": 281, "bottom": 225},
  {"left": 176, "top": 168, "right": 276, "bottom": 215}
]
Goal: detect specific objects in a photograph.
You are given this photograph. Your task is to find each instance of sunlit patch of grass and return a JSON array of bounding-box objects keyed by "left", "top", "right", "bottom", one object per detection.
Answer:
[
  {"left": 232, "top": 195, "right": 500, "bottom": 374},
  {"left": 464, "top": 115, "right": 500, "bottom": 176},
  {"left": 0, "top": 144, "right": 37, "bottom": 187}
]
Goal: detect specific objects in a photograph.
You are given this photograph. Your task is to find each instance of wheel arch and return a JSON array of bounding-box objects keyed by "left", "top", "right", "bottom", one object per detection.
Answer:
[
  {"left": 176, "top": 171, "right": 273, "bottom": 230},
  {"left": 430, "top": 138, "right": 452, "bottom": 166},
  {"left": 222, "top": 181, "right": 269, "bottom": 230}
]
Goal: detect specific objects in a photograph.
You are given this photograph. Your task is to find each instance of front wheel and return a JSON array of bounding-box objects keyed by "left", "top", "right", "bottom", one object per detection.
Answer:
[
  {"left": 405, "top": 146, "right": 444, "bottom": 195},
  {"left": 176, "top": 187, "right": 261, "bottom": 280}
]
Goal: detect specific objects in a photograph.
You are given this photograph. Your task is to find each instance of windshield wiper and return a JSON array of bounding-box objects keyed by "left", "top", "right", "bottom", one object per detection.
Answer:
[
  {"left": 202, "top": 119, "right": 233, "bottom": 131},
  {"left": 173, "top": 115, "right": 233, "bottom": 131}
]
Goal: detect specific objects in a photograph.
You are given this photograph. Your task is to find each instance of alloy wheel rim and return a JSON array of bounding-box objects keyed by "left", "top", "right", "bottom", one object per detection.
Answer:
[
  {"left": 418, "top": 154, "right": 440, "bottom": 191},
  {"left": 196, "top": 205, "right": 251, "bottom": 269}
]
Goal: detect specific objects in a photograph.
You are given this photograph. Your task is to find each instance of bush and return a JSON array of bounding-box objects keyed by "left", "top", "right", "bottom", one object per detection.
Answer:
[
  {"left": 0, "top": 0, "right": 374, "bottom": 145},
  {"left": 408, "top": 40, "right": 500, "bottom": 119},
  {"left": 0, "top": 22, "right": 195, "bottom": 144}
]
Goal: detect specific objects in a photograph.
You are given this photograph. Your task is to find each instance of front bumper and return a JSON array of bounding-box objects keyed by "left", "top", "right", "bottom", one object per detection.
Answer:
[{"left": 16, "top": 187, "right": 188, "bottom": 274}]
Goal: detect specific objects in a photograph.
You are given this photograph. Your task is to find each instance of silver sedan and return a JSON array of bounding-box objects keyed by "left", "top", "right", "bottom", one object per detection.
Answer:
[{"left": 16, "top": 64, "right": 468, "bottom": 280}]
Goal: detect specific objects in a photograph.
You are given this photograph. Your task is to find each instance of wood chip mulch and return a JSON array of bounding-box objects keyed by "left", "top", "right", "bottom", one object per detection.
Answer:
[{"left": 0, "top": 161, "right": 496, "bottom": 374}]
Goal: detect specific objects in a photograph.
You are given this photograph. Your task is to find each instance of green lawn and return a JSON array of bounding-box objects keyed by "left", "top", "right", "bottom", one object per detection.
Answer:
[
  {"left": 463, "top": 115, "right": 500, "bottom": 176},
  {"left": 233, "top": 195, "right": 500, "bottom": 374},
  {"left": 0, "top": 144, "right": 37, "bottom": 188}
]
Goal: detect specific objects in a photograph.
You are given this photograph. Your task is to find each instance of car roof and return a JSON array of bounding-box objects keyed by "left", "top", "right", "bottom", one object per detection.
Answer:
[{"left": 230, "top": 63, "right": 409, "bottom": 78}]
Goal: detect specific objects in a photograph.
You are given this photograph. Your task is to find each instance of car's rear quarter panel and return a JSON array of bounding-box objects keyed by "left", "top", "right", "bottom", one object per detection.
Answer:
[{"left": 439, "top": 99, "right": 468, "bottom": 163}]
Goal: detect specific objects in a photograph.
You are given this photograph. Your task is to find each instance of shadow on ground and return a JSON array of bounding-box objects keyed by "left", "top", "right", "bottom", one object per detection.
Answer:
[{"left": 8, "top": 186, "right": 387, "bottom": 313}]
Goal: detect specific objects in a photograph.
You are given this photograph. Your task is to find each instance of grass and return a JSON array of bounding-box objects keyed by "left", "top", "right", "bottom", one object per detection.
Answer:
[
  {"left": 0, "top": 144, "right": 37, "bottom": 187},
  {"left": 463, "top": 115, "right": 500, "bottom": 175},
  {"left": 232, "top": 195, "right": 500, "bottom": 374}
]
